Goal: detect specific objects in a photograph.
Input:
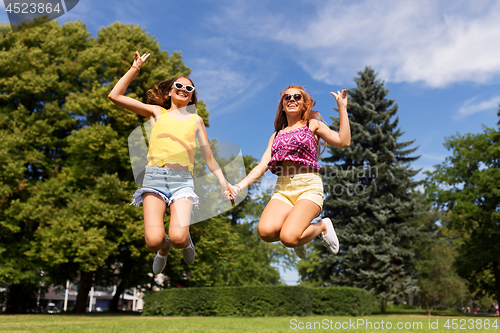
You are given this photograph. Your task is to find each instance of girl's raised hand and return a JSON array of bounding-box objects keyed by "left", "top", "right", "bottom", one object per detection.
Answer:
[
  {"left": 331, "top": 89, "right": 347, "bottom": 110},
  {"left": 133, "top": 51, "right": 151, "bottom": 69}
]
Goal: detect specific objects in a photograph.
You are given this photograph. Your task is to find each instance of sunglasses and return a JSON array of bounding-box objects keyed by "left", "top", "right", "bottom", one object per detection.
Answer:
[
  {"left": 173, "top": 82, "right": 195, "bottom": 92},
  {"left": 283, "top": 94, "right": 302, "bottom": 102}
]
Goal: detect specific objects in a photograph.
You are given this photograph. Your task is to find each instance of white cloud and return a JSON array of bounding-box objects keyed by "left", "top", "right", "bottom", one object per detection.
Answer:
[
  {"left": 208, "top": 0, "right": 500, "bottom": 88},
  {"left": 457, "top": 95, "right": 500, "bottom": 117},
  {"left": 421, "top": 154, "right": 447, "bottom": 162},
  {"left": 276, "top": 0, "right": 500, "bottom": 87}
]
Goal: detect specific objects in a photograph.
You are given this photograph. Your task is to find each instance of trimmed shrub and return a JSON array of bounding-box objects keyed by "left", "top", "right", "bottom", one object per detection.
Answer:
[
  {"left": 312, "top": 287, "right": 371, "bottom": 316},
  {"left": 143, "top": 286, "right": 370, "bottom": 317}
]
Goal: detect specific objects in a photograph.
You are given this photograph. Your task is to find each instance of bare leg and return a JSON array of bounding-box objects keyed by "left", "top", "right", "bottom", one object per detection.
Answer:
[
  {"left": 258, "top": 199, "right": 293, "bottom": 242},
  {"left": 279, "top": 199, "right": 326, "bottom": 248},
  {"left": 143, "top": 193, "right": 169, "bottom": 255},
  {"left": 168, "top": 198, "right": 193, "bottom": 249}
]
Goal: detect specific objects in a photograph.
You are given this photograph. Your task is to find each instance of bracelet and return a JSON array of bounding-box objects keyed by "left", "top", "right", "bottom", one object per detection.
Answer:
[{"left": 131, "top": 65, "right": 141, "bottom": 72}]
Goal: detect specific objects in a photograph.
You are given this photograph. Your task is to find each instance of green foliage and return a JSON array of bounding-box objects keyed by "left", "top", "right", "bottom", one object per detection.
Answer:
[
  {"left": 0, "top": 20, "right": 90, "bottom": 311},
  {"left": 312, "top": 287, "right": 372, "bottom": 316},
  {"left": 142, "top": 286, "right": 371, "bottom": 317},
  {"left": 425, "top": 109, "right": 500, "bottom": 303},
  {"left": 416, "top": 225, "right": 468, "bottom": 315},
  {"left": 302, "top": 67, "right": 422, "bottom": 312}
]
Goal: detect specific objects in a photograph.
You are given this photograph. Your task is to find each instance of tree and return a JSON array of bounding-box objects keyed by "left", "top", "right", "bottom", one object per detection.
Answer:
[
  {"left": 300, "top": 67, "right": 422, "bottom": 312},
  {"left": 426, "top": 109, "right": 500, "bottom": 307},
  {"left": 0, "top": 19, "right": 86, "bottom": 313},
  {"left": 416, "top": 221, "right": 468, "bottom": 315}
]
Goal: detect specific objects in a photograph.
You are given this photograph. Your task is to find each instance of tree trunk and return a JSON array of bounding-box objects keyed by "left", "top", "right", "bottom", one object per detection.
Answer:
[
  {"left": 381, "top": 299, "right": 387, "bottom": 313},
  {"left": 72, "top": 271, "right": 94, "bottom": 313},
  {"left": 426, "top": 300, "right": 433, "bottom": 316},
  {"left": 110, "top": 280, "right": 125, "bottom": 312},
  {"left": 5, "top": 283, "right": 37, "bottom": 314}
]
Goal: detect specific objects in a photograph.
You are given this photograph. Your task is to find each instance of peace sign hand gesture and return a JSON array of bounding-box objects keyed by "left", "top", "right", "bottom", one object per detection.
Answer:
[
  {"left": 132, "top": 51, "right": 150, "bottom": 69},
  {"left": 331, "top": 89, "right": 347, "bottom": 111}
]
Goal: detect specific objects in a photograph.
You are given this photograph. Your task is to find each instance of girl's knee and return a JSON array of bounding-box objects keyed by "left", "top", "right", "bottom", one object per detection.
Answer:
[
  {"left": 145, "top": 236, "right": 166, "bottom": 252},
  {"left": 280, "top": 233, "right": 300, "bottom": 248},
  {"left": 260, "top": 233, "right": 278, "bottom": 242},
  {"left": 258, "top": 225, "right": 280, "bottom": 242},
  {"left": 169, "top": 233, "right": 190, "bottom": 248}
]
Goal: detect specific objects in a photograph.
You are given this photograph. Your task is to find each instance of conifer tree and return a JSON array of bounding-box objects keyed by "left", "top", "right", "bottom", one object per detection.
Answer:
[{"left": 300, "top": 67, "right": 422, "bottom": 312}]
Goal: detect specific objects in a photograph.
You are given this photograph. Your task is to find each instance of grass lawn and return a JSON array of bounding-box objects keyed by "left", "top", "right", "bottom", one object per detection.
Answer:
[{"left": 0, "top": 313, "right": 498, "bottom": 333}]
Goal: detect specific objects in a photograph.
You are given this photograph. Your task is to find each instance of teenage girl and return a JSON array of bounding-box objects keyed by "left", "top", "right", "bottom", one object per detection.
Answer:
[
  {"left": 225, "top": 85, "right": 350, "bottom": 258},
  {"left": 109, "top": 51, "right": 231, "bottom": 274}
]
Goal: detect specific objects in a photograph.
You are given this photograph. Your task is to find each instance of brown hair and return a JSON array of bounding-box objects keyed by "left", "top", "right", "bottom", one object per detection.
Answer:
[{"left": 146, "top": 76, "right": 197, "bottom": 110}]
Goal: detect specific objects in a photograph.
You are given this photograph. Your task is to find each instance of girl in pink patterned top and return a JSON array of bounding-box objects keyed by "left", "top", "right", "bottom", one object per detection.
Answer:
[{"left": 225, "top": 85, "right": 350, "bottom": 258}]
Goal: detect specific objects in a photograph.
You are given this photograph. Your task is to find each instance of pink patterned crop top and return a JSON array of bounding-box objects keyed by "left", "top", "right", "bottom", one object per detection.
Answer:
[{"left": 268, "top": 122, "right": 322, "bottom": 174}]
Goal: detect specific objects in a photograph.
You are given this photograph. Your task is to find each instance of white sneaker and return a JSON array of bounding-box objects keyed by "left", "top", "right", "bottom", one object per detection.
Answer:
[
  {"left": 152, "top": 239, "right": 171, "bottom": 274},
  {"left": 293, "top": 244, "right": 307, "bottom": 259},
  {"left": 319, "top": 218, "right": 339, "bottom": 255},
  {"left": 182, "top": 237, "right": 195, "bottom": 264}
]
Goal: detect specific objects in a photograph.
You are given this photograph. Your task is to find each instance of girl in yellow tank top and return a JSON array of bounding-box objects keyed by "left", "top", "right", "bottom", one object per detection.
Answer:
[
  {"left": 147, "top": 107, "right": 197, "bottom": 172},
  {"left": 109, "top": 51, "right": 234, "bottom": 274}
]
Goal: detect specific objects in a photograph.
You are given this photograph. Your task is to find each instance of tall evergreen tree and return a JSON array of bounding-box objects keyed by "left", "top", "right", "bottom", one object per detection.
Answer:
[{"left": 300, "top": 67, "right": 422, "bottom": 312}]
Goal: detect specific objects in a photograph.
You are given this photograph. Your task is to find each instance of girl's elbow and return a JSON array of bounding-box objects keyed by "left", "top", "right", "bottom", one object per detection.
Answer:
[{"left": 341, "top": 140, "right": 351, "bottom": 148}]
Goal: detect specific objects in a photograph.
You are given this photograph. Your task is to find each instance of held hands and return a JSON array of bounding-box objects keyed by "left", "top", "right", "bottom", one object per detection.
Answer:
[
  {"left": 223, "top": 184, "right": 242, "bottom": 201},
  {"left": 221, "top": 182, "right": 233, "bottom": 200},
  {"left": 331, "top": 89, "right": 347, "bottom": 110},
  {"left": 132, "top": 51, "right": 150, "bottom": 70}
]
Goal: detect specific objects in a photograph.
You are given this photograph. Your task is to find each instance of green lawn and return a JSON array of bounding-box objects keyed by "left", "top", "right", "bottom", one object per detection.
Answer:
[{"left": 0, "top": 314, "right": 498, "bottom": 332}]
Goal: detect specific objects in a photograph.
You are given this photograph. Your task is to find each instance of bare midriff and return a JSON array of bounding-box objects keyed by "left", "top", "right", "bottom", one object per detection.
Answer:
[
  {"left": 275, "top": 161, "right": 319, "bottom": 176},
  {"left": 157, "top": 163, "right": 190, "bottom": 170}
]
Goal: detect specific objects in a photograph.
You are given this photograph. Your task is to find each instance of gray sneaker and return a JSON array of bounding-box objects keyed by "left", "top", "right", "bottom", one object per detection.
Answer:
[
  {"left": 319, "top": 218, "right": 339, "bottom": 254},
  {"left": 182, "top": 237, "right": 196, "bottom": 264},
  {"left": 293, "top": 244, "right": 307, "bottom": 259},
  {"left": 152, "top": 238, "right": 171, "bottom": 274}
]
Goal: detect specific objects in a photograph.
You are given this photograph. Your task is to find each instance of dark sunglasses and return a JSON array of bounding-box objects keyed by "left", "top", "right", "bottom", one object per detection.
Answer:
[
  {"left": 173, "top": 82, "right": 195, "bottom": 92},
  {"left": 283, "top": 94, "right": 302, "bottom": 102}
]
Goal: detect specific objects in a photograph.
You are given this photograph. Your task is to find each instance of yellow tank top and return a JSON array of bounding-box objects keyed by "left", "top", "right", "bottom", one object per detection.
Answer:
[{"left": 147, "top": 108, "right": 197, "bottom": 172}]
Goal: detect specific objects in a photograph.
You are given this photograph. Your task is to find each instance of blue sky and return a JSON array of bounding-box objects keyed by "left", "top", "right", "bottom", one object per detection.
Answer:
[{"left": 2, "top": 0, "right": 500, "bottom": 285}]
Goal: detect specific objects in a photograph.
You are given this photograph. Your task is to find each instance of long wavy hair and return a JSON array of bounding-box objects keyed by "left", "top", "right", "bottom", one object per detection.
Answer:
[
  {"left": 146, "top": 76, "right": 197, "bottom": 110},
  {"left": 274, "top": 84, "right": 327, "bottom": 155}
]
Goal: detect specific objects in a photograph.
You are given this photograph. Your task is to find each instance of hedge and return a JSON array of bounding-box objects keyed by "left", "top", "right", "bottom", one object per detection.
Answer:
[{"left": 142, "top": 286, "right": 371, "bottom": 317}]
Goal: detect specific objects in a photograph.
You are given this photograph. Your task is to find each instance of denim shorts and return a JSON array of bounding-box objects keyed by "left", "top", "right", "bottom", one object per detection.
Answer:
[
  {"left": 132, "top": 166, "right": 199, "bottom": 206},
  {"left": 271, "top": 172, "right": 324, "bottom": 210}
]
